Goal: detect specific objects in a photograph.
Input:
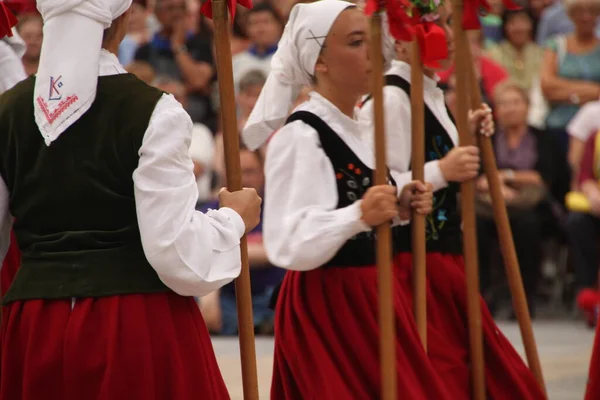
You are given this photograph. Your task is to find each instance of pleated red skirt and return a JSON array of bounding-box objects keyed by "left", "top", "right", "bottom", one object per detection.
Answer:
[
  {"left": 0, "top": 292, "right": 230, "bottom": 400},
  {"left": 271, "top": 264, "right": 453, "bottom": 400},
  {"left": 394, "top": 252, "right": 545, "bottom": 400},
  {"left": 585, "top": 320, "right": 600, "bottom": 399},
  {"left": 1, "top": 231, "right": 21, "bottom": 296}
]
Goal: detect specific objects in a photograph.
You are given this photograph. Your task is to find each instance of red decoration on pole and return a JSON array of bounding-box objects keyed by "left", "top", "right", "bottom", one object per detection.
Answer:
[
  {"left": 200, "top": 0, "right": 252, "bottom": 21},
  {"left": 0, "top": 1, "right": 17, "bottom": 39},
  {"left": 462, "top": 0, "right": 520, "bottom": 30}
]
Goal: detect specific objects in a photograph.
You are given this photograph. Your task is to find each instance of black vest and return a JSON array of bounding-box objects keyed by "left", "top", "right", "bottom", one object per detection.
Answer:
[
  {"left": 285, "top": 111, "right": 400, "bottom": 268},
  {"left": 0, "top": 74, "right": 170, "bottom": 303},
  {"left": 379, "top": 75, "right": 463, "bottom": 254}
]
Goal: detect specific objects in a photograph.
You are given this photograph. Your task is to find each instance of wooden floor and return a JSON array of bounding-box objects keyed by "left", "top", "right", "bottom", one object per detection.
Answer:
[{"left": 212, "top": 320, "right": 596, "bottom": 400}]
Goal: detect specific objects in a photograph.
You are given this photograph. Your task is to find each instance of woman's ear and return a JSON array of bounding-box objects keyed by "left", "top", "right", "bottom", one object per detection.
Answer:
[{"left": 314, "top": 54, "right": 328, "bottom": 76}]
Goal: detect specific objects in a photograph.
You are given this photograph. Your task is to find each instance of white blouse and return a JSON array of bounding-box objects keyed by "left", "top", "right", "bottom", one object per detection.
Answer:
[
  {"left": 0, "top": 32, "right": 27, "bottom": 94},
  {"left": 0, "top": 50, "right": 244, "bottom": 298},
  {"left": 358, "top": 60, "right": 459, "bottom": 192},
  {"left": 264, "top": 92, "right": 407, "bottom": 272}
]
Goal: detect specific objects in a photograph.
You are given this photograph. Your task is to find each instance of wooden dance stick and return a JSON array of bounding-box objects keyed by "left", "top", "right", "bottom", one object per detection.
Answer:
[
  {"left": 211, "top": 1, "right": 259, "bottom": 398},
  {"left": 464, "top": 44, "right": 547, "bottom": 396},
  {"left": 450, "top": 0, "right": 485, "bottom": 398},
  {"left": 410, "top": 39, "right": 427, "bottom": 351},
  {"left": 371, "top": 12, "right": 398, "bottom": 400}
]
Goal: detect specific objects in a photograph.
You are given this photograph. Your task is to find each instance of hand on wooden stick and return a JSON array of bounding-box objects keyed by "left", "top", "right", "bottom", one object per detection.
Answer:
[
  {"left": 397, "top": 181, "right": 434, "bottom": 220},
  {"left": 468, "top": 103, "right": 494, "bottom": 137},
  {"left": 439, "top": 145, "right": 480, "bottom": 183},
  {"left": 360, "top": 185, "right": 399, "bottom": 226},
  {"left": 219, "top": 187, "right": 263, "bottom": 233}
]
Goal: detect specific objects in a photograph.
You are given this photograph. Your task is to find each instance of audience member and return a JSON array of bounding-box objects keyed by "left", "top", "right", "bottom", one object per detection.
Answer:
[
  {"left": 536, "top": 0, "right": 600, "bottom": 45},
  {"left": 119, "top": 0, "right": 151, "bottom": 66}
]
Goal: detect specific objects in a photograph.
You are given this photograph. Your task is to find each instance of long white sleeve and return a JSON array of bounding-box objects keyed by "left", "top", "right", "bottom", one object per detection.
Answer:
[
  {"left": 264, "top": 121, "right": 371, "bottom": 271},
  {"left": 0, "top": 177, "right": 11, "bottom": 265},
  {"left": 133, "top": 94, "right": 245, "bottom": 297},
  {"left": 0, "top": 41, "right": 26, "bottom": 94},
  {"left": 359, "top": 85, "right": 448, "bottom": 192}
]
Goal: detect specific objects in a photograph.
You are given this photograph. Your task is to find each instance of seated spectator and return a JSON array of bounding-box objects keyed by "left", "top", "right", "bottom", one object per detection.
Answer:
[
  {"left": 540, "top": 0, "right": 600, "bottom": 151},
  {"left": 119, "top": 0, "right": 151, "bottom": 66},
  {"left": 476, "top": 81, "right": 559, "bottom": 317},
  {"left": 480, "top": 0, "right": 506, "bottom": 46},
  {"left": 536, "top": 0, "right": 600, "bottom": 44},
  {"left": 487, "top": 9, "right": 543, "bottom": 91},
  {"left": 16, "top": 13, "right": 42, "bottom": 76},
  {"left": 135, "top": 0, "right": 217, "bottom": 130},
  {"left": 567, "top": 100, "right": 600, "bottom": 184},
  {"left": 438, "top": 30, "right": 509, "bottom": 107},
  {"left": 567, "top": 128, "right": 600, "bottom": 321},
  {"left": 125, "top": 60, "right": 156, "bottom": 84},
  {"left": 232, "top": 3, "right": 283, "bottom": 89},
  {"left": 199, "top": 145, "right": 285, "bottom": 335}
]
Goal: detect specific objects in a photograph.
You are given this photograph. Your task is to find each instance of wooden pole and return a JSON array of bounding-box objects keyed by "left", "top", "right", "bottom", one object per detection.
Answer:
[
  {"left": 211, "top": 1, "right": 260, "bottom": 399},
  {"left": 371, "top": 12, "right": 397, "bottom": 400},
  {"left": 464, "top": 42, "right": 547, "bottom": 397},
  {"left": 410, "top": 40, "right": 427, "bottom": 350},
  {"left": 450, "top": 0, "right": 486, "bottom": 398}
]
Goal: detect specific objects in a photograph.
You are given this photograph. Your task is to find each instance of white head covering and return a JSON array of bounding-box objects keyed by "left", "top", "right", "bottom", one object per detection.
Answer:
[
  {"left": 381, "top": 12, "right": 397, "bottom": 67},
  {"left": 34, "top": 0, "right": 132, "bottom": 146},
  {"left": 242, "top": 0, "right": 355, "bottom": 150},
  {"left": 2, "top": 28, "right": 25, "bottom": 58}
]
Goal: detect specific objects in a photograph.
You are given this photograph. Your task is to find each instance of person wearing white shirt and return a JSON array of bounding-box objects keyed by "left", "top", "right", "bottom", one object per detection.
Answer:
[
  {"left": 241, "top": 2, "right": 454, "bottom": 399},
  {"left": 0, "top": 2, "right": 261, "bottom": 399},
  {"left": 359, "top": 4, "right": 545, "bottom": 400},
  {"left": 567, "top": 100, "right": 600, "bottom": 183}
]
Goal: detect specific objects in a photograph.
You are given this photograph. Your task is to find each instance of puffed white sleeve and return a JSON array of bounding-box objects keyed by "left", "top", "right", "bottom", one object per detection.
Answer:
[
  {"left": 359, "top": 85, "right": 448, "bottom": 193},
  {"left": 263, "top": 121, "right": 371, "bottom": 271},
  {"left": 0, "top": 41, "right": 26, "bottom": 94},
  {"left": 0, "top": 177, "right": 11, "bottom": 265},
  {"left": 133, "top": 94, "right": 246, "bottom": 297}
]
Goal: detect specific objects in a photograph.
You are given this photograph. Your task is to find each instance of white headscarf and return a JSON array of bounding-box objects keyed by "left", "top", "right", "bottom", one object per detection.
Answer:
[
  {"left": 242, "top": 0, "right": 355, "bottom": 150},
  {"left": 34, "top": 0, "right": 132, "bottom": 146},
  {"left": 381, "top": 12, "right": 397, "bottom": 67}
]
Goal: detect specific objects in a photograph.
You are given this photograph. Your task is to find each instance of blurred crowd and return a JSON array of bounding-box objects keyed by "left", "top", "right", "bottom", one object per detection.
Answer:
[{"left": 4, "top": 0, "right": 600, "bottom": 334}]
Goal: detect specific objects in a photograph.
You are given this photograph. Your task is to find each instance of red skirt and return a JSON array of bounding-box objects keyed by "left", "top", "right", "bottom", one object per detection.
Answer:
[
  {"left": 271, "top": 265, "right": 453, "bottom": 400},
  {"left": 0, "top": 293, "right": 230, "bottom": 400},
  {"left": 1, "top": 231, "right": 21, "bottom": 297},
  {"left": 395, "top": 252, "right": 545, "bottom": 400},
  {"left": 585, "top": 319, "right": 600, "bottom": 399}
]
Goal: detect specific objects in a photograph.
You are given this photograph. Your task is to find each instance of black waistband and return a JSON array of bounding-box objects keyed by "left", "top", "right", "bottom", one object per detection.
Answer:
[{"left": 4, "top": 245, "right": 170, "bottom": 304}]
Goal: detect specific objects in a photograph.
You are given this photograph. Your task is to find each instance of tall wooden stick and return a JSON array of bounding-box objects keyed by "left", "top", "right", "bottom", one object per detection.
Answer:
[
  {"left": 451, "top": 0, "right": 485, "bottom": 398},
  {"left": 410, "top": 40, "right": 427, "bottom": 350},
  {"left": 371, "top": 12, "right": 397, "bottom": 400},
  {"left": 211, "top": 1, "right": 259, "bottom": 399},
  {"left": 464, "top": 44, "right": 547, "bottom": 396}
]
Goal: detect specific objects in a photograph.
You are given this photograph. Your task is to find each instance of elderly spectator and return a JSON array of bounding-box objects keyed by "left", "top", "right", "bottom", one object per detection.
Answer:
[
  {"left": 537, "top": 0, "right": 600, "bottom": 44},
  {"left": 232, "top": 3, "right": 283, "bottom": 88},
  {"left": 487, "top": 9, "right": 544, "bottom": 91},
  {"left": 16, "top": 13, "right": 41, "bottom": 76},
  {"left": 476, "top": 81, "right": 563, "bottom": 316},
  {"left": 540, "top": 0, "right": 600, "bottom": 151},
  {"left": 135, "top": 0, "right": 217, "bottom": 130}
]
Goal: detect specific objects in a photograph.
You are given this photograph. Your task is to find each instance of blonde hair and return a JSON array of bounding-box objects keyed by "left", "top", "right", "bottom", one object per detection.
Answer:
[
  {"left": 564, "top": 0, "right": 600, "bottom": 11},
  {"left": 493, "top": 80, "right": 530, "bottom": 104}
]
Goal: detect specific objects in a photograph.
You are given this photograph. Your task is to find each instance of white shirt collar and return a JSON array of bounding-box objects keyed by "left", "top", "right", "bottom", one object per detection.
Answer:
[
  {"left": 99, "top": 49, "right": 127, "bottom": 77},
  {"left": 306, "top": 91, "right": 365, "bottom": 135},
  {"left": 388, "top": 60, "right": 440, "bottom": 93}
]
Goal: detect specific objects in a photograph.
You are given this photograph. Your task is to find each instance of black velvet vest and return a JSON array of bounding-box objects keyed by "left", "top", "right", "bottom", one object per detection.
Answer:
[
  {"left": 285, "top": 111, "right": 400, "bottom": 268},
  {"left": 381, "top": 75, "right": 463, "bottom": 254},
  {"left": 0, "top": 74, "right": 170, "bottom": 303}
]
